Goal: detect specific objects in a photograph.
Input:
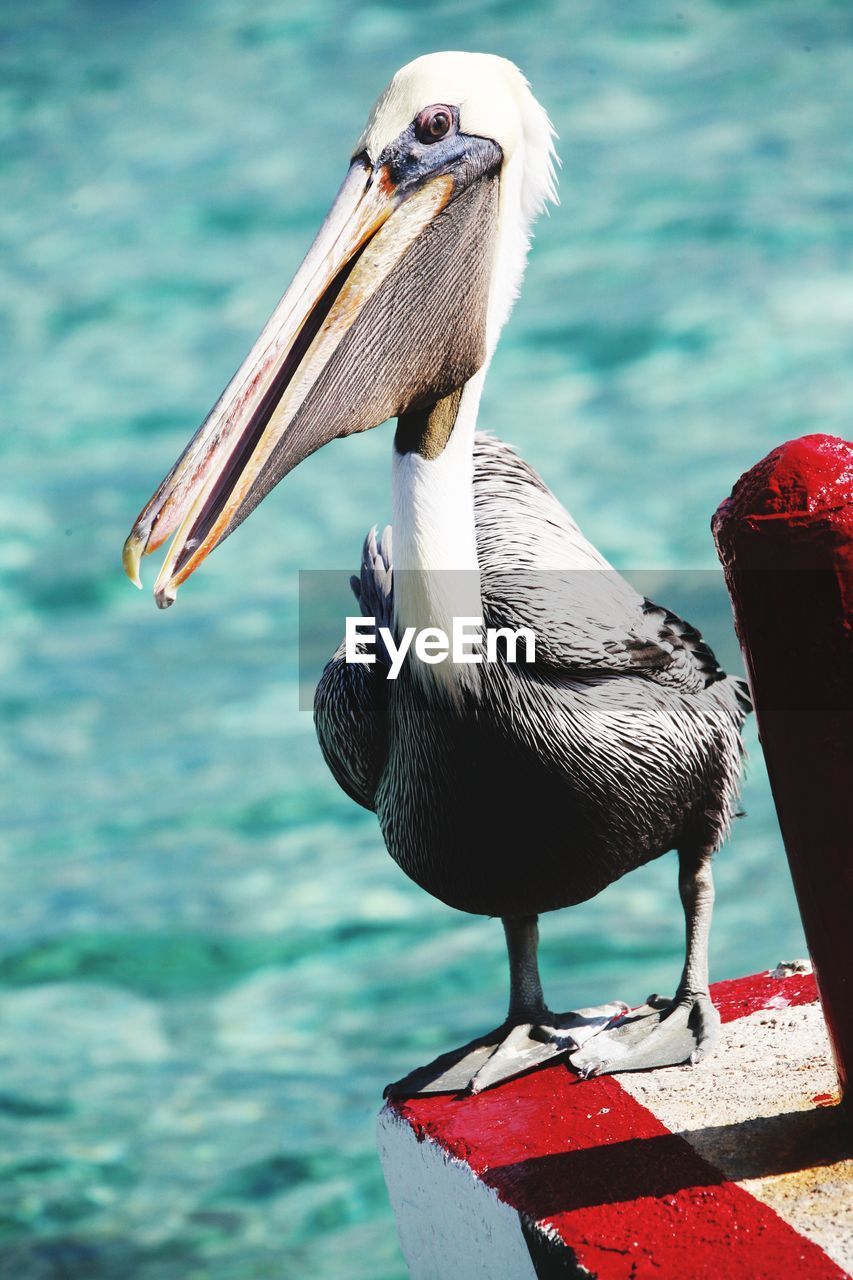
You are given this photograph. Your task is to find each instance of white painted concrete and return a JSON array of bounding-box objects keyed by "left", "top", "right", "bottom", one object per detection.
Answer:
[{"left": 377, "top": 1105, "right": 538, "bottom": 1280}]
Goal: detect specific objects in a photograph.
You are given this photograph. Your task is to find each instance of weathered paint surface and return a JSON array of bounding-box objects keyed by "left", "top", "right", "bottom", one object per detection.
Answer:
[
  {"left": 712, "top": 968, "right": 819, "bottom": 1024},
  {"left": 381, "top": 970, "right": 852, "bottom": 1279},
  {"left": 713, "top": 434, "right": 853, "bottom": 1106},
  {"left": 621, "top": 994, "right": 852, "bottom": 1275}
]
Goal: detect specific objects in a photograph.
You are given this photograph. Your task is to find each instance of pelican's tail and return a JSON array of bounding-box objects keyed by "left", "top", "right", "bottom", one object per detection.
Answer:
[{"left": 350, "top": 525, "right": 394, "bottom": 630}]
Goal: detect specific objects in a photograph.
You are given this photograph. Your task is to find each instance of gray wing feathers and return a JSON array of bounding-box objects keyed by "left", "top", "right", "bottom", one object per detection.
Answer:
[
  {"left": 472, "top": 433, "right": 728, "bottom": 695},
  {"left": 313, "top": 527, "right": 392, "bottom": 810},
  {"left": 351, "top": 524, "right": 394, "bottom": 629}
]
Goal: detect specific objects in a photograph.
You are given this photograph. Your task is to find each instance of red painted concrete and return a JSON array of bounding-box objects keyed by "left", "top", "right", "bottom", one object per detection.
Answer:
[
  {"left": 712, "top": 969, "right": 817, "bottom": 1024},
  {"left": 717, "top": 434, "right": 853, "bottom": 531},
  {"left": 713, "top": 435, "right": 853, "bottom": 1109},
  {"left": 389, "top": 971, "right": 845, "bottom": 1279}
]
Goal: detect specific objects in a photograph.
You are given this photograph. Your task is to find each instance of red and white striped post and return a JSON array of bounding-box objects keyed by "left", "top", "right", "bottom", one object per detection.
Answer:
[{"left": 712, "top": 434, "right": 853, "bottom": 1115}]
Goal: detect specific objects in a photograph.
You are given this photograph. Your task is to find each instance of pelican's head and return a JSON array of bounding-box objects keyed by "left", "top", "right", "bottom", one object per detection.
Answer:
[{"left": 124, "top": 52, "right": 557, "bottom": 606}]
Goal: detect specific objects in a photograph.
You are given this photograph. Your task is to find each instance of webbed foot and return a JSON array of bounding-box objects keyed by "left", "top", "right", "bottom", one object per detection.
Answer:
[
  {"left": 569, "top": 990, "right": 720, "bottom": 1078},
  {"left": 384, "top": 1001, "right": 628, "bottom": 1098}
]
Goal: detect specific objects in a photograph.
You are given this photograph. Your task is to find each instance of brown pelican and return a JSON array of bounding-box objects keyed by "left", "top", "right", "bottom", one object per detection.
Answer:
[{"left": 124, "top": 53, "right": 750, "bottom": 1091}]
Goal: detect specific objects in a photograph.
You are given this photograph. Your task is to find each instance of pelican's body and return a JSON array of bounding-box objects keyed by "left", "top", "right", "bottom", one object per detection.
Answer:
[
  {"left": 125, "top": 53, "right": 750, "bottom": 1087},
  {"left": 316, "top": 434, "right": 748, "bottom": 921}
]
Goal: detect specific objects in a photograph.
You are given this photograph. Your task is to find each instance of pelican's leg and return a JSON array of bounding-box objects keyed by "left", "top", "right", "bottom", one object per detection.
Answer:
[
  {"left": 384, "top": 916, "right": 626, "bottom": 1098},
  {"left": 504, "top": 915, "right": 549, "bottom": 1023},
  {"left": 570, "top": 848, "right": 721, "bottom": 1078},
  {"left": 463, "top": 918, "right": 627, "bottom": 1093}
]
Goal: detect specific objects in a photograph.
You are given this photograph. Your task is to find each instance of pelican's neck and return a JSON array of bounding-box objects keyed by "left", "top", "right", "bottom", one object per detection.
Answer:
[
  {"left": 388, "top": 148, "right": 542, "bottom": 678},
  {"left": 391, "top": 371, "right": 485, "bottom": 649}
]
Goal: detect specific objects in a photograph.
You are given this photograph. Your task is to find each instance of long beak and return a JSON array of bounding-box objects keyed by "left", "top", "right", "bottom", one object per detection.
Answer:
[{"left": 123, "top": 159, "right": 455, "bottom": 607}]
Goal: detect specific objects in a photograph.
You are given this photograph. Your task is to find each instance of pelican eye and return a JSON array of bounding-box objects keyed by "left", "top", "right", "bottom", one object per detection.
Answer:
[{"left": 415, "top": 105, "right": 454, "bottom": 144}]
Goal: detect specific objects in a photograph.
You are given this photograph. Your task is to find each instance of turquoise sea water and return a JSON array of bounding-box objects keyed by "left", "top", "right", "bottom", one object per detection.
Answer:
[{"left": 2, "top": 1, "right": 851, "bottom": 1275}]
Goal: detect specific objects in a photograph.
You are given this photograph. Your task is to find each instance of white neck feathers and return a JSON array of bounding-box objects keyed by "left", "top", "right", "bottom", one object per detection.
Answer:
[{"left": 391, "top": 371, "right": 485, "bottom": 652}]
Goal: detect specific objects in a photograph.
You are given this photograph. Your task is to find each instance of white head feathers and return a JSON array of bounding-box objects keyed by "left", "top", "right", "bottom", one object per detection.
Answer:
[{"left": 357, "top": 51, "right": 559, "bottom": 231}]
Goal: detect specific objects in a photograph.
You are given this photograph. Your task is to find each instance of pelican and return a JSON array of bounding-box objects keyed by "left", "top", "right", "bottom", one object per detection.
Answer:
[{"left": 124, "top": 53, "right": 750, "bottom": 1091}]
